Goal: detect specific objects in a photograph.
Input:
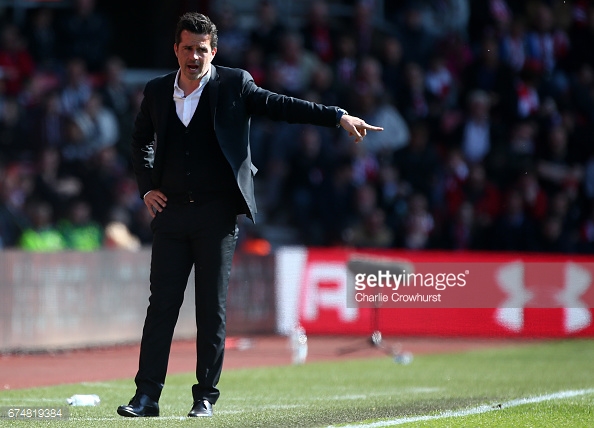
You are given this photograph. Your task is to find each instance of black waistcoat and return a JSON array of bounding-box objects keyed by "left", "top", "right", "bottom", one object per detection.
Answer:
[{"left": 159, "top": 85, "right": 238, "bottom": 197}]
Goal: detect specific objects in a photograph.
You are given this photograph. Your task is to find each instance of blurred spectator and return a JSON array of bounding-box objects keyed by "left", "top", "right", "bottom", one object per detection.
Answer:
[
  {"left": 567, "top": 0, "right": 594, "bottom": 71},
  {"left": 506, "top": 118, "right": 538, "bottom": 174},
  {"left": 104, "top": 218, "right": 140, "bottom": 251},
  {"left": 300, "top": 0, "right": 338, "bottom": 64},
  {"left": 350, "top": 141, "right": 380, "bottom": 186},
  {"left": 58, "top": 0, "right": 112, "bottom": 72},
  {"left": 434, "top": 148, "right": 468, "bottom": 213},
  {"left": 270, "top": 32, "right": 320, "bottom": 97},
  {"left": 58, "top": 198, "right": 102, "bottom": 251},
  {"left": 129, "top": 203, "right": 154, "bottom": 246},
  {"left": 525, "top": 2, "right": 570, "bottom": 79},
  {"left": 442, "top": 200, "right": 481, "bottom": 250},
  {"left": 99, "top": 56, "right": 133, "bottom": 159},
  {"left": 536, "top": 214, "right": 574, "bottom": 253},
  {"left": 25, "top": 8, "right": 59, "bottom": 72},
  {"left": 0, "top": 163, "right": 34, "bottom": 246},
  {"left": 59, "top": 57, "right": 92, "bottom": 116},
  {"left": 18, "top": 200, "right": 65, "bottom": 252},
  {"left": 59, "top": 117, "right": 90, "bottom": 174},
  {"left": 308, "top": 62, "right": 340, "bottom": 107},
  {"left": 500, "top": 17, "right": 528, "bottom": 73},
  {"left": 212, "top": 4, "right": 248, "bottom": 68},
  {"left": 577, "top": 201, "right": 594, "bottom": 253},
  {"left": 393, "top": 3, "right": 435, "bottom": 68},
  {"left": 447, "top": 162, "right": 501, "bottom": 243},
  {"left": 547, "top": 190, "right": 579, "bottom": 238},
  {"left": 569, "top": 63, "right": 594, "bottom": 124},
  {"left": 402, "top": 192, "right": 434, "bottom": 250},
  {"left": 333, "top": 33, "right": 358, "bottom": 91},
  {"left": 467, "top": 0, "right": 513, "bottom": 45},
  {"left": 439, "top": 33, "right": 474, "bottom": 83},
  {"left": 354, "top": 55, "right": 386, "bottom": 98},
  {"left": 517, "top": 168, "right": 548, "bottom": 222},
  {"left": 397, "top": 62, "right": 435, "bottom": 124},
  {"left": 491, "top": 188, "right": 537, "bottom": 251},
  {"left": 352, "top": 182, "right": 378, "bottom": 220},
  {"left": 325, "top": 156, "right": 357, "bottom": 244},
  {"left": 393, "top": 120, "right": 440, "bottom": 202},
  {"left": 249, "top": 0, "right": 286, "bottom": 59},
  {"left": 106, "top": 176, "right": 142, "bottom": 233},
  {"left": 375, "top": 163, "right": 410, "bottom": 234},
  {"left": 378, "top": 36, "right": 404, "bottom": 102},
  {"left": 31, "top": 147, "right": 82, "bottom": 220},
  {"left": 71, "top": 91, "right": 119, "bottom": 156},
  {"left": 0, "top": 97, "right": 33, "bottom": 162},
  {"left": 536, "top": 123, "right": 583, "bottom": 199},
  {"left": 82, "top": 146, "right": 127, "bottom": 225},
  {"left": 448, "top": 90, "right": 505, "bottom": 165},
  {"left": 349, "top": 88, "right": 409, "bottom": 155},
  {"left": 0, "top": 23, "right": 35, "bottom": 97},
  {"left": 29, "top": 90, "right": 69, "bottom": 151},
  {"left": 347, "top": 207, "right": 394, "bottom": 248},
  {"left": 243, "top": 45, "right": 266, "bottom": 87},
  {"left": 348, "top": 0, "right": 391, "bottom": 58},
  {"left": 460, "top": 35, "right": 516, "bottom": 122},
  {"left": 18, "top": 72, "right": 60, "bottom": 111},
  {"left": 419, "top": 0, "right": 471, "bottom": 39},
  {"left": 584, "top": 147, "right": 594, "bottom": 201},
  {"left": 425, "top": 54, "right": 456, "bottom": 111},
  {"left": 514, "top": 63, "right": 542, "bottom": 119},
  {"left": 284, "top": 125, "right": 335, "bottom": 245}
]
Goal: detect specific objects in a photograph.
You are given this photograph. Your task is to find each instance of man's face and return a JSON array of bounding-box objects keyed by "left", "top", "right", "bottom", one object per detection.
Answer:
[{"left": 174, "top": 30, "right": 217, "bottom": 84}]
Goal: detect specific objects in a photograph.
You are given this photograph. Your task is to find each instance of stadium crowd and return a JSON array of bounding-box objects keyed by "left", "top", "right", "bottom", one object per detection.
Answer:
[{"left": 0, "top": 0, "right": 593, "bottom": 254}]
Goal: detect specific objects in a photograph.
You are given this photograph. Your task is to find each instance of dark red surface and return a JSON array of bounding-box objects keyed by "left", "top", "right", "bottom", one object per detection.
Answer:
[{"left": 0, "top": 335, "right": 525, "bottom": 390}]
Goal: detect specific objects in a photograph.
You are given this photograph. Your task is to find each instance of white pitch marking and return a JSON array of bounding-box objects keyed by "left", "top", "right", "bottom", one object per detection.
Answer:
[
  {"left": 72, "top": 416, "right": 189, "bottom": 421},
  {"left": 329, "top": 388, "right": 594, "bottom": 428}
]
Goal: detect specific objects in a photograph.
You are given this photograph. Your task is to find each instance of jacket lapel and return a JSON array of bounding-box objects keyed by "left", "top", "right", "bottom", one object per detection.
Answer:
[
  {"left": 208, "top": 65, "right": 219, "bottom": 129},
  {"left": 156, "top": 72, "right": 176, "bottom": 147},
  {"left": 152, "top": 72, "right": 175, "bottom": 178}
]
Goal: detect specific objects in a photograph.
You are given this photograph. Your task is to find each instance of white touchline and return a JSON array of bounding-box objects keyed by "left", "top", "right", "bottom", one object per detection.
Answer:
[{"left": 329, "top": 388, "right": 594, "bottom": 428}]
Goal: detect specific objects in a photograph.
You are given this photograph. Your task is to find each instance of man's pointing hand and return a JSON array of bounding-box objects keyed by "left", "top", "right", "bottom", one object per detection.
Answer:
[{"left": 340, "top": 114, "right": 384, "bottom": 143}]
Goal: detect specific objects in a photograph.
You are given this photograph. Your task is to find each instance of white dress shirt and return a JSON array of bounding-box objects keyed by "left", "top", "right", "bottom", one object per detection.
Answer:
[
  {"left": 173, "top": 68, "right": 211, "bottom": 126},
  {"left": 143, "top": 69, "right": 211, "bottom": 199}
]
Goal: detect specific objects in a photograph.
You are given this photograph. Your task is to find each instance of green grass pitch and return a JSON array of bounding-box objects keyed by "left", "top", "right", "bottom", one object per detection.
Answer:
[{"left": 0, "top": 339, "right": 592, "bottom": 427}]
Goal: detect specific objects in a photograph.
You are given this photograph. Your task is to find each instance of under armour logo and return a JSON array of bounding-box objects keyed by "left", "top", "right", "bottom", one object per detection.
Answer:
[{"left": 495, "top": 261, "right": 592, "bottom": 333}]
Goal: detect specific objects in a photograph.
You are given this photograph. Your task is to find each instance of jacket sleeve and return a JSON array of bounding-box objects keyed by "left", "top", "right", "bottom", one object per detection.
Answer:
[
  {"left": 130, "top": 81, "right": 156, "bottom": 198},
  {"left": 241, "top": 70, "right": 339, "bottom": 127}
]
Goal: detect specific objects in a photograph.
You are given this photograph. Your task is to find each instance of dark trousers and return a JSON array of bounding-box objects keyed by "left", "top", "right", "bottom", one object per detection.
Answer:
[{"left": 134, "top": 196, "right": 238, "bottom": 404}]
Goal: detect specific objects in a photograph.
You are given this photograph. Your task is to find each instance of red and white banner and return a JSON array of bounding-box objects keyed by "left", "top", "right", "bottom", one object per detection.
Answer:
[{"left": 275, "top": 247, "right": 594, "bottom": 338}]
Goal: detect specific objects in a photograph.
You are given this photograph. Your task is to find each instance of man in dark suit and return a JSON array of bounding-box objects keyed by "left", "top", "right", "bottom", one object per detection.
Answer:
[{"left": 117, "top": 12, "right": 382, "bottom": 418}]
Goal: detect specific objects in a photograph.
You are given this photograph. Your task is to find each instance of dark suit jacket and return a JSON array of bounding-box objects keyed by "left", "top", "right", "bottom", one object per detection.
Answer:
[{"left": 131, "top": 65, "right": 340, "bottom": 222}]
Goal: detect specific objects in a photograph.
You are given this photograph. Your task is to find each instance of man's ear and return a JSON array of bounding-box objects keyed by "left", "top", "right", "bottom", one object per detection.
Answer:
[
  {"left": 173, "top": 43, "right": 179, "bottom": 58},
  {"left": 211, "top": 47, "right": 217, "bottom": 58}
]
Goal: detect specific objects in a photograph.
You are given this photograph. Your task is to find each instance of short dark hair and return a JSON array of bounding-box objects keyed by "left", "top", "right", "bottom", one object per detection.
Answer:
[{"left": 175, "top": 12, "right": 218, "bottom": 49}]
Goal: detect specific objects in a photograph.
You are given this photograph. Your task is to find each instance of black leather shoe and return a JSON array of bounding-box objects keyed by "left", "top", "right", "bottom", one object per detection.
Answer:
[
  {"left": 117, "top": 393, "right": 159, "bottom": 417},
  {"left": 187, "top": 399, "right": 213, "bottom": 417}
]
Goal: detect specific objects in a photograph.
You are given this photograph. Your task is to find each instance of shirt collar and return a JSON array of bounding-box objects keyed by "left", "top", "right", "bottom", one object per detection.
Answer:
[{"left": 173, "top": 67, "right": 211, "bottom": 98}]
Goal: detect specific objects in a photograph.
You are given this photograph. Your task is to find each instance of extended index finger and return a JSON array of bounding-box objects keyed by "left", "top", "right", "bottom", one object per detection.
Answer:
[{"left": 363, "top": 124, "right": 384, "bottom": 131}]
